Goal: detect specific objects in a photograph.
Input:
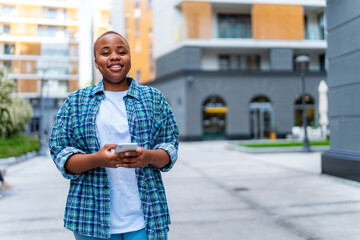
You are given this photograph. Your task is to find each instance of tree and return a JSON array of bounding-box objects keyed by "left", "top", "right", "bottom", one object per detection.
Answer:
[
  {"left": 0, "top": 67, "right": 15, "bottom": 137},
  {"left": 0, "top": 67, "right": 33, "bottom": 137}
]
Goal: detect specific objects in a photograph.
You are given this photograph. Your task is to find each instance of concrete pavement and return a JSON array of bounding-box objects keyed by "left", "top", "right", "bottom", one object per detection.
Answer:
[{"left": 1, "top": 141, "right": 360, "bottom": 239}]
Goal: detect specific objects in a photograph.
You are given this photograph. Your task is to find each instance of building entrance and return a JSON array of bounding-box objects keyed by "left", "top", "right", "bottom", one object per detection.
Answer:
[
  {"left": 249, "top": 96, "right": 274, "bottom": 139},
  {"left": 202, "top": 95, "right": 227, "bottom": 140}
]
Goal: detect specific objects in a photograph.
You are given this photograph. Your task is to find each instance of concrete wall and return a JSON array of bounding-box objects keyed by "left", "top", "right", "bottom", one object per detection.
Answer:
[
  {"left": 156, "top": 47, "right": 201, "bottom": 77},
  {"left": 322, "top": 0, "right": 360, "bottom": 181},
  {"left": 149, "top": 76, "right": 187, "bottom": 137}
]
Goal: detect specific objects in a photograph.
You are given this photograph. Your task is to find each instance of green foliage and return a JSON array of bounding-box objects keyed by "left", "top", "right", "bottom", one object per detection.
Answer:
[
  {"left": 240, "top": 140, "right": 330, "bottom": 148},
  {"left": 0, "top": 135, "right": 39, "bottom": 158},
  {"left": 8, "top": 97, "right": 33, "bottom": 136},
  {"left": 0, "top": 67, "right": 33, "bottom": 137}
]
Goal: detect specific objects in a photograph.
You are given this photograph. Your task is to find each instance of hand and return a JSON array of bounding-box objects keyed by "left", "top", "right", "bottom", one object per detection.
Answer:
[
  {"left": 94, "top": 144, "right": 134, "bottom": 168},
  {"left": 114, "top": 147, "right": 150, "bottom": 168}
]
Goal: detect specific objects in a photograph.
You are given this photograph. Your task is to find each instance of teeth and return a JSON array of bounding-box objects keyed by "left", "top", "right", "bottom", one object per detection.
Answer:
[{"left": 109, "top": 65, "right": 121, "bottom": 69}]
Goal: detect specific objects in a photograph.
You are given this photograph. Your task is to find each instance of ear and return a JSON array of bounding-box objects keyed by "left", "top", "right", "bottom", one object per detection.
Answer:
[{"left": 94, "top": 58, "right": 99, "bottom": 69}]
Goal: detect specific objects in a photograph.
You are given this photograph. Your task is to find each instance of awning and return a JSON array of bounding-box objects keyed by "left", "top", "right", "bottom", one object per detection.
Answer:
[{"left": 204, "top": 107, "right": 228, "bottom": 114}]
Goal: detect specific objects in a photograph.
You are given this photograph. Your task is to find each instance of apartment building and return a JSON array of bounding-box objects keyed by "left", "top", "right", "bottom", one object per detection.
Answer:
[
  {"left": 0, "top": 0, "right": 111, "bottom": 136},
  {"left": 123, "top": 0, "right": 155, "bottom": 83},
  {"left": 150, "top": 0, "right": 327, "bottom": 140}
]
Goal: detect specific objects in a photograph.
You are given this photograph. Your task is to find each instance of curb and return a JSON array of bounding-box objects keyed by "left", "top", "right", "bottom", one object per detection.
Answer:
[
  {"left": 227, "top": 144, "right": 330, "bottom": 153},
  {"left": 0, "top": 151, "right": 39, "bottom": 166}
]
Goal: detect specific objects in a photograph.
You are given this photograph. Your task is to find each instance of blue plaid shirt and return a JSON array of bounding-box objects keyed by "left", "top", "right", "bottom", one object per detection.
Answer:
[{"left": 48, "top": 78, "right": 179, "bottom": 239}]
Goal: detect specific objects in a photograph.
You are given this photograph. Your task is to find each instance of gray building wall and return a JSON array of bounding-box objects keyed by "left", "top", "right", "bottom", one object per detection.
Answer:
[
  {"left": 156, "top": 47, "right": 201, "bottom": 78},
  {"left": 322, "top": 0, "right": 360, "bottom": 181},
  {"left": 151, "top": 70, "right": 325, "bottom": 141},
  {"left": 270, "top": 48, "right": 294, "bottom": 71}
]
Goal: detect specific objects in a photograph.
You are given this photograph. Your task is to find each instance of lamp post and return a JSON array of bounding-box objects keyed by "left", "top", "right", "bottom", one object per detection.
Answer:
[
  {"left": 295, "top": 55, "right": 311, "bottom": 152},
  {"left": 37, "top": 69, "right": 47, "bottom": 156}
]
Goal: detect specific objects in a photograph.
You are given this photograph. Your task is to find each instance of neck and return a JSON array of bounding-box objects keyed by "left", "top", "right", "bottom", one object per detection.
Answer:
[{"left": 103, "top": 78, "right": 129, "bottom": 91}]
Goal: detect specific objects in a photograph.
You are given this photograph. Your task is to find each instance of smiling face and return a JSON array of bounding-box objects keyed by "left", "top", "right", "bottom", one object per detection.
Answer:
[{"left": 94, "top": 33, "right": 131, "bottom": 91}]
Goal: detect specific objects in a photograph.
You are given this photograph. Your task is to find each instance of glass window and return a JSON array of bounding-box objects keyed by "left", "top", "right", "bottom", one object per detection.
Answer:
[
  {"left": 148, "top": 0, "right": 152, "bottom": 8},
  {"left": 136, "top": 70, "right": 141, "bottom": 83},
  {"left": 1, "top": 25, "right": 10, "bottom": 34},
  {"left": 318, "top": 12, "right": 325, "bottom": 40},
  {"left": 2, "top": 6, "right": 15, "bottom": 17},
  {"left": 218, "top": 14, "right": 251, "bottom": 38},
  {"left": 294, "top": 95, "right": 315, "bottom": 127},
  {"left": 3, "top": 60, "right": 12, "bottom": 73},
  {"left": 202, "top": 95, "right": 227, "bottom": 140},
  {"left": 135, "top": 18, "right": 140, "bottom": 37},
  {"left": 135, "top": 0, "right": 140, "bottom": 8},
  {"left": 319, "top": 54, "right": 325, "bottom": 71},
  {"left": 4, "top": 44, "right": 15, "bottom": 54},
  {"left": 38, "top": 25, "right": 58, "bottom": 37},
  {"left": 43, "top": 8, "right": 57, "bottom": 19},
  {"left": 219, "top": 54, "right": 260, "bottom": 70},
  {"left": 219, "top": 55, "right": 230, "bottom": 70},
  {"left": 304, "top": 16, "right": 309, "bottom": 40}
]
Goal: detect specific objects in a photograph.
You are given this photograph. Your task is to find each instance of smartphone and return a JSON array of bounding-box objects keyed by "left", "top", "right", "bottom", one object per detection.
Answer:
[{"left": 114, "top": 143, "right": 138, "bottom": 153}]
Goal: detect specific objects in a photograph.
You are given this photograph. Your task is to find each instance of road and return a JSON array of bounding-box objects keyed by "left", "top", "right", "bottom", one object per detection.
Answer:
[{"left": 1, "top": 141, "right": 360, "bottom": 239}]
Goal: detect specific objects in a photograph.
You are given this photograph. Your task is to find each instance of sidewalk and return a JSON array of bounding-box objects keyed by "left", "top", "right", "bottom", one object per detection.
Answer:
[
  {"left": 1, "top": 142, "right": 360, "bottom": 239},
  {"left": 165, "top": 141, "right": 360, "bottom": 240}
]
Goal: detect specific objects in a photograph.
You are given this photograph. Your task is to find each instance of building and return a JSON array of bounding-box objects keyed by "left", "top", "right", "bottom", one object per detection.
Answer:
[
  {"left": 150, "top": 0, "right": 327, "bottom": 141},
  {"left": 0, "top": 0, "right": 111, "bottom": 137},
  {"left": 322, "top": 1, "right": 360, "bottom": 182},
  {"left": 123, "top": 0, "right": 155, "bottom": 84}
]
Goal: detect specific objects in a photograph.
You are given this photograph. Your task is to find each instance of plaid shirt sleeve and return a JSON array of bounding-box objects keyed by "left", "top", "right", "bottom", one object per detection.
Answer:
[
  {"left": 151, "top": 91, "right": 179, "bottom": 172},
  {"left": 48, "top": 97, "right": 84, "bottom": 180}
]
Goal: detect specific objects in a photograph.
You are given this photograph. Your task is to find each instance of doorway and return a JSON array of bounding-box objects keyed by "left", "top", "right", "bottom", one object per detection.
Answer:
[
  {"left": 249, "top": 96, "right": 274, "bottom": 139},
  {"left": 202, "top": 95, "right": 227, "bottom": 140}
]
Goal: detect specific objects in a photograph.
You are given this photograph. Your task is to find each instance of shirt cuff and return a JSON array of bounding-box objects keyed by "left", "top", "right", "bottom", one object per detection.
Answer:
[
  {"left": 54, "top": 147, "right": 85, "bottom": 180},
  {"left": 153, "top": 143, "right": 178, "bottom": 172}
]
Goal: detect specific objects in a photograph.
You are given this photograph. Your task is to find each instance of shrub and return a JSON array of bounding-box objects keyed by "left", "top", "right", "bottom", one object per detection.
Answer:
[{"left": 0, "top": 67, "right": 33, "bottom": 137}]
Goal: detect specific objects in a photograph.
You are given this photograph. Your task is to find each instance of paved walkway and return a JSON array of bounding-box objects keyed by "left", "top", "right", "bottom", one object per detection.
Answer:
[{"left": 1, "top": 141, "right": 360, "bottom": 239}]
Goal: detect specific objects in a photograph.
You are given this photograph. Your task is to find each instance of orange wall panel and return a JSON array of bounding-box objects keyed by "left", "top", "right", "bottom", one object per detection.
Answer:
[
  {"left": 17, "top": 79, "right": 38, "bottom": 93},
  {"left": 181, "top": 2, "right": 212, "bottom": 39},
  {"left": 18, "top": 43, "right": 41, "bottom": 55},
  {"left": 68, "top": 80, "right": 79, "bottom": 92},
  {"left": 252, "top": 4, "right": 304, "bottom": 40},
  {"left": 124, "top": 0, "right": 154, "bottom": 83}
]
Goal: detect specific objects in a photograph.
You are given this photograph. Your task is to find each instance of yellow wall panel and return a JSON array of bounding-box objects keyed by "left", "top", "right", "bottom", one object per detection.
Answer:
[
  {"left": 18, "top": 5, "right": 42, "bottom": 18},
  {"left": 66, "top": 8, "right": 78, "bottom": 21},
  {"left": 252, "top": 4, "right": 304, "bottom": 40},
  {"left": 181, "top": 2, "right": 212, "bottom": 39}
]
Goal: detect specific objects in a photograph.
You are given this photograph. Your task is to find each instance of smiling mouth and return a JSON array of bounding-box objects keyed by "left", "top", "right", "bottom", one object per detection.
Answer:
[{"left": 108, "top": 64, "right": 123, "bottom": 70}]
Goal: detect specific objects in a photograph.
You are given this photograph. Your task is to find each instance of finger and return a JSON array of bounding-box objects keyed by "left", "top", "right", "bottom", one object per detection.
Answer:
[
  {"left": 124, "top": 151, "right": 139, "bottom": 158},
  {"left": 104, "top": 144, "right": 117, "bottom": 150},
  {"left": 116, "top": 163, "right": 139, "bottom": 168},
  {"left": 119, "top": 157, "right": 138, "bottom": 163}
]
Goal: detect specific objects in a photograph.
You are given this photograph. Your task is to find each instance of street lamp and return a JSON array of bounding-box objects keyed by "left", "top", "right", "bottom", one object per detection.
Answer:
[
  {"left": 295, "top": 55, "right": 311, "bottom": 152},
  {"left": 36, "top": 68, "right": 47, "bottom": 156}
]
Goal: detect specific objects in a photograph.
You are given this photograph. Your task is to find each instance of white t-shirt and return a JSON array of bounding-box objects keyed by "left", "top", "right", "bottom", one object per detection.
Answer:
[{"left": 95, "top": 90, "right": 145, "bottom": 234}]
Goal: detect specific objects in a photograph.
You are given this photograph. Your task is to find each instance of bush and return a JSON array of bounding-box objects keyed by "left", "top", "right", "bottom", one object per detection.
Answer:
[
  {"left": 0, "top": 135, "right": 39, "bottom": 158},
  {"left": 0, "top": 68, "right": 15, "bottom": 137},
  {"left": 0, "top": 67, "right": 33, "bottom": 137}
]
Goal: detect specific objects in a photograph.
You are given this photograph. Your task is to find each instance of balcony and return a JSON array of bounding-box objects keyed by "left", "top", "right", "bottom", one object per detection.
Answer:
[{"left": 174, "top": 0, "right": 325, "bottom": 8}]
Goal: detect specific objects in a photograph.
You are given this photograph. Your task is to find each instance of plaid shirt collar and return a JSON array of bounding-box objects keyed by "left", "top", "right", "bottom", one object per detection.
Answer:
[{"left": 90, "top": 77, "right": 141, "bottom": 101}]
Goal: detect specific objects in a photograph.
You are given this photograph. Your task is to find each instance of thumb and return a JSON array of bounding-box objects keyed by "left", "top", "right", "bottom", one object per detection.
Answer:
[{"left": 103, "top": 144, "right": 117, "bottom": 150}]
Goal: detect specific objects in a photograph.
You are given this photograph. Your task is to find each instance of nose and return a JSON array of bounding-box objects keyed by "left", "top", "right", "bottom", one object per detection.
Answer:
[{"left": 109, "top": 52, "right": 120, "bottom": 61}]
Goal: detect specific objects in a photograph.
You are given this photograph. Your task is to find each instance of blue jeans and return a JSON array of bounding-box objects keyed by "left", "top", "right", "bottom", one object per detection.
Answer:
[{"left": 73, "top": 229, "right": 148, "bottom": 240}]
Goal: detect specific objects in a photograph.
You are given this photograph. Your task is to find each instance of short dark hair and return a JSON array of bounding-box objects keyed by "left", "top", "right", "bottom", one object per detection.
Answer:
[{"left": 93, "top": 31, "right": 130, "bottom": 59}]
